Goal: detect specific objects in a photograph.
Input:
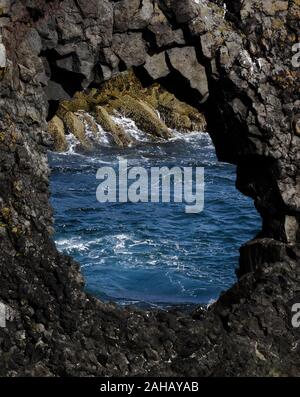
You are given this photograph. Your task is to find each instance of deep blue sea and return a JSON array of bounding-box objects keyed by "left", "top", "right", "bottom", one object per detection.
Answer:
[{"left": 49, "top": 117, "right": 260, "bottom": 307}]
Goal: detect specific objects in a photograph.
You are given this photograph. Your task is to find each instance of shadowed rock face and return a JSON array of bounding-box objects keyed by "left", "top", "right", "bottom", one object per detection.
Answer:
[{"left": 0, "top": 0, "right": 299, "bottom": 377}]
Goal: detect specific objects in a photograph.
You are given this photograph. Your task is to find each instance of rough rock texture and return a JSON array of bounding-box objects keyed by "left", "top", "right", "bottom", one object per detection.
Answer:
[
  {"left": 168, "top": 46, "right": 209, "bottom": 97},
  {"left": 0, "top": 0, "right": 299, "bottom": 377},
  {"left": 49, "top": 70, "right": 206, "bottom": 151},
  {"left": 95, "top": 105, "right": 133, "bottom": 147},
  {"left": 47, "top": 115, "right": 67, "bottom": 152}
]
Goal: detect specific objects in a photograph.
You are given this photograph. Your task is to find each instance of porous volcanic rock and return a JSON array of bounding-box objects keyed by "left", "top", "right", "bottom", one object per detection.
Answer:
[{"left": 0, "top": 0, "right": 299, "bottom": 377}]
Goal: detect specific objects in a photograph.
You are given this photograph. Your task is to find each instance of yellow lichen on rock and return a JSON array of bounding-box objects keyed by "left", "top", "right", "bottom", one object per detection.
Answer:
[
  {"left": 91, "top": 70, "right": 144, "bottom": 106},
  {"left": 76, "top": 111, "right": 99, "bottom": 136},
  {"left": 95, "top": 106, "right": 132, "bottom": 147},
  {"left": 144, "top": 86, "right": 206, "bottom": 132},
  {"left": 62, "top": 112, "right": 92, "bottom": 152},
  {"left": 52, "top": 69, "right": 207, "bottom": 151},
  {"left": 91, "top": 70, "right": 206, "bottom": 133},
  {"left": 111, "top": 95, "right": 172, "bottom": 139},
  {"left": 47, "top": 116, "right": 68, "bottom": 152},
  {"left": 59, "top": 92, "right": 91, "bottom": 114}
]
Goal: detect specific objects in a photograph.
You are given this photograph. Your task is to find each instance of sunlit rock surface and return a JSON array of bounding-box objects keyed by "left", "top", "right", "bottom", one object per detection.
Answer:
[{"left": 48, "top": 70, "right": 206, "bottom": 152}]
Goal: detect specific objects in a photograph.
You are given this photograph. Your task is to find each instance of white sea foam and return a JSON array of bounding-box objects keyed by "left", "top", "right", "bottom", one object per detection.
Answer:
[
  {"left": 76, "top": 111, "right": 112, "bottom": 146},
  {"left": 170, "top": 130, "right": 214, "bottom": 149},
  {"left": 65, "top": 134, "right": 80, "bottom": 153},
  {"left": 207, "top": 298, "right": 217, "bottom": 308},
  {"left": 56, "top": 236, "right": 90, "bottom": 253},
  {"left": 112, "top": 114, "right": 152, "bottom": 143},
  {"left": 56, "top": 108, "right": 214, "bottom": 155}
]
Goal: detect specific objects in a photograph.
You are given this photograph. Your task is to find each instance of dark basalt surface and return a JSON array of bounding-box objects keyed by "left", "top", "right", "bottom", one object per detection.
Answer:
[{"left": 0, "top": 0, "right": 299, "bottom": 376}]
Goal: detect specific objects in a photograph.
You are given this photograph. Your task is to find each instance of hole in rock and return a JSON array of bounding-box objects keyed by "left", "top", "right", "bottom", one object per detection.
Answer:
[{"left": 47, "top": 70, "right": 261, "bottom": 309}]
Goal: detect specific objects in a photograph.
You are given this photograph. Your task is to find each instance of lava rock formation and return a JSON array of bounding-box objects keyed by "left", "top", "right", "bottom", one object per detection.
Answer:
[{"left": 0, "top": 0, "right": 299, "bottom": 377}]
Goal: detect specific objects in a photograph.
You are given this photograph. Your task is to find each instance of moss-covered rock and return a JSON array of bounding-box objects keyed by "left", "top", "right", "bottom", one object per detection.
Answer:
[
  {"left": 91, "top": 70, "right": 144, "bottom": 105},
  {"left": 155, "top": 89, "right": 206, "bottom": 132},
  {"left": 52, "top": 69, "right": 206, "bottom": 151},
  {"left": 47, "top": 116, "right": 68, "bottom": 152},
  {"left": 62, "top": 112, "right": 93, "bottom": 151},
  {"left": 95, "top": 106, "right": 132, "bottom": 147},
  {"left": 76, "top": 111, "right": 99, "bottom": 136},
  {"left": 58, "top": 92, "right": 91, "bottom": 116},
  {"left": 82, "top": 70, "right": 206, "bottom": 131},
  {"left": 93, "top": 70, "right": 206, "bottom": 132},
  {"left": 111, "top": 95, "right": 172, "bottom": 139}
]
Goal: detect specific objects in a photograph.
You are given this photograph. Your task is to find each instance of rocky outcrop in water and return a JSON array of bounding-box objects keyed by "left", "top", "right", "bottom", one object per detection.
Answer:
[
  {"left": 0, "top": 0, "right": 299, "bottom": 377},
  {"left": 48, "top": 70, "right": 206, "bottom": 152}
]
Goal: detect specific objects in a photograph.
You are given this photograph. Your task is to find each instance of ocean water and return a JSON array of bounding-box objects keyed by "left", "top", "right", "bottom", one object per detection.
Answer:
[{"left": 49, "top": 116, "right": 261, "bottom": 307}]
